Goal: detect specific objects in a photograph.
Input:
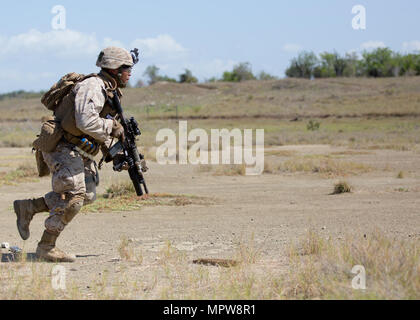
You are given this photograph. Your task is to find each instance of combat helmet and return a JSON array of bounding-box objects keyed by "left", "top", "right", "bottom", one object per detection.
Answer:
[{"left": 96, "top": 47, "right": 139, "bottom": 69}]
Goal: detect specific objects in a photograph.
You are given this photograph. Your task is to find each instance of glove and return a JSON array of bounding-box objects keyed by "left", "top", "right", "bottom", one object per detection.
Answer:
[
  {"left": 140, "top": 159, "right": 148, "bottom": 172},
  {"left": 113, "top": 154, "right": 129, "bottom": 171},
  {"left": 111, "top": 119, "right": 125, "bottom": 141}
]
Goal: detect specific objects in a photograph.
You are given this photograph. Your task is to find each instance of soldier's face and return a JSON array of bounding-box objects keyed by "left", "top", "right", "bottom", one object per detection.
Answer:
[{"left": 120, "top": 68, "right": 131, "bottom": 84}]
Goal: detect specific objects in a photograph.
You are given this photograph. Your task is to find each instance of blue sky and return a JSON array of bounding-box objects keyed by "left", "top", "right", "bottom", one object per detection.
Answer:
[{"left": 0, "top": 0, "right": 419, "bottom": 93}]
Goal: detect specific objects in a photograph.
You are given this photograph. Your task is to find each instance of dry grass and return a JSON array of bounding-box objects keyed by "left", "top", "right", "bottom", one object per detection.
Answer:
[
  {"left": 118, "top": 236, "right": 143, "bottom": 264},
  {"left": 263, "top": 158, "right": 281, "bottom": 174},
  {"left": 0, "top": 164, "right": 39, "bottom": 186},
  {"left": 0, "top": 229, "right": 420, "bottom": 300},
  {"left": 81, "top": 181, "right": 213, "bottom": 213},
  {"left": 265, "top": 150, "right": 297, "bottom": 157},
  {"left": 280, "top": 155, "right": 372, "bottom": 177},
  {"left": 281, "top": 229, "right": 420, "bottom": 299},
  {"left": 198, "top": 164, "right": 247, "bottom": 176},
  {"left": 2, "top": 78, "right": 420, "bottom": 151},
  {"left": 330, "top": 151, "right": 373, "bottom": 156},
  {"left": 0, "top": 230, "right": 417, "bottom": 300},
  {"left": 332, "top": 181, "right": 353, "bottom": 194}
]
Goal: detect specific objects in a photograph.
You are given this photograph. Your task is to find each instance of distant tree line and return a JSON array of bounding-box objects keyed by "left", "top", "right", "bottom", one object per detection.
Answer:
[
  {"left": 285, "top": 48, "right": 420, "bottom": 79},
  {"left": 0, "top": 90, "right": 44, "bottom": 101},
  {"left": 139, "top": 66, "right": 199, "bottom": 87},
  {"left": 139, "top": 62, "right": 277, "bottom": 87}
]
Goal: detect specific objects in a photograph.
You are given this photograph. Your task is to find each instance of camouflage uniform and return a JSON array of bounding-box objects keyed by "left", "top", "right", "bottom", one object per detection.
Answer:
[
  {"left": 14, "top": 47, "right": 135, "bottom": 262},
  {"left": 42, "top": 76, "right": 112, "bottom": 235}
]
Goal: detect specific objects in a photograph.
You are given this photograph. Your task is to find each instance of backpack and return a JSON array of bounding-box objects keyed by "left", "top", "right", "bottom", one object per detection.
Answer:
[{"left": 41, "top": 72, "right": 97, "bottom": 111}]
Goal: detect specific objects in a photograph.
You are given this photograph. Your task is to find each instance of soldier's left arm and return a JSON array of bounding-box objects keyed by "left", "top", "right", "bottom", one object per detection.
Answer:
[{"left": 73, "top": 77, "right": 114, "bottom": 143}]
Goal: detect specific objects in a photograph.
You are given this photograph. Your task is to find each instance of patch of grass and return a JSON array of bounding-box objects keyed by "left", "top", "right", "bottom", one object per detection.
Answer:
[
  {"left": 280, "top": 156, "right": 372, "bottom": 177},
  {"left": 263, "top": 158, "right": 281, "bottom": 174},
  {"left": 234, "top": 233, "right": 263, "bottom": 265},
  {"left": 397, "top": 171, "right": 405, "bottom": 179},
  {"left": 103, "top": 181, "right": 136, "bottom": 198},
  {"left": 282, "top": 230, "right": 420, "bottom": 299},
  {"left": 1, "top": 231, "right": 417, "bottom": 300},
  {"left": 307, "top": 120, "right": 321, "bottom": 131},
  {"left": 212, "top": 164, "right": 246, "bottom": 176},
  {"left": 0, "top": 164, "right": 39, "bottom": 186},
  {"left": 330, "top": 150, "right": 373, "bottom": 156},
  {"left": 265, "top": 150, "right": 297, "bottom": 157},
  {"left": 118, "top": 236, "right": 143, "bottom": 264},
  {"left": 367, "top": 144, "right": 413, "bottom": 151},
  {"left": 332, "top": 181, "right": 353, "bottom": 195},
  {"left": 81, "top": 181, "right": 213, "bottom": 213}
]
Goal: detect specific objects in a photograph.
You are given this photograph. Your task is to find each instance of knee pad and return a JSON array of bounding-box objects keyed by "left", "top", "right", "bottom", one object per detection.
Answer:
[
  {"left": 45, "top": 214, "right": 66, "bottom": 234},
  {"left": 62, "top": 195, "right": 84, "bottom": 225},
  {"left": 83, "top": 192, "right": 96, "bottom": 206},
  {"left": 45, "top": 194, "right": 84, "bottom": 233}
]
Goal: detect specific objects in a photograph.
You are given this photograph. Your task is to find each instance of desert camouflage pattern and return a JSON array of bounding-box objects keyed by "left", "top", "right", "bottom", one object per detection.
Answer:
[
  {"left": 73, "top": 77, "right": 114, "bottom": 143},
  {"left": 42, "top": 142, "right": 97, "bottom": 234},
  {"left": 96, "top": 46, "right": 133, "bottom": 69},
  {"left": 41, "top": 74, "right": 115, "bottom": 235}
]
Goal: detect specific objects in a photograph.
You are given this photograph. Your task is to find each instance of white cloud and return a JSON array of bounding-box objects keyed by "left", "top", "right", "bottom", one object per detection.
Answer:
[
  {"left": 282, "top": 43, "right": 303, "bottom": 53},
  {"left": 103, "top": 37, "right": 125, "bottom": 48},
  {"left": 131, "top": 34, "right": 187, "bottom": 60},
  {"left": 0, "top": 29, "right": 99, "bottom": 58},
  {"left": 0, "top": 30, "right": 237, "bottom": 90},
  {"left": 360, "top": 41, "right": 386, "bottom": 50},
  {"left": 197, "top": 59, "right": 237, "bottom": 77},
  {"left": 0, "top": 30, "right": 188, "bottom": 62},
  {"left": 402, "top": 40, "right": 420, "bottom": 52}
]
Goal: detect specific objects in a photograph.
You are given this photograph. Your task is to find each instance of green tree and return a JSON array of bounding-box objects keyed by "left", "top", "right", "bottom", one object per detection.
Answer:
[
  {"left": 315, "top": 52, "right": 348, "bottom": 78},
  {"left": 397, "top": 53, "right": 420, "bottom": 76},
  {"left": 258, "top": 71, "right": 278, "bottom": 80},
  {"left": 360, "top": 48, "right": 397, "bottom": 77},
  {"left": 318, "top": 52, "right": 336, "bottom": 77},
  {"left": 222, "top": 62, "right": 256, "bottom": 82},
  {"left": 159, "top": 75, "right": 177, "bottom": 83},
  {"left": 143, "top": 65, "right": 160, "bottom": 85},
  {"left": 286, "top": 51, "right": 319, "bottom": 79},
  {"left": 332, "top": 53, "right": 348, "bottom": 77},
  {"left": 179, "top": 69, "right": 198, "bottom": 83},
  {"left": 343, "top": 52, "right": 360, "bottom": 77}
]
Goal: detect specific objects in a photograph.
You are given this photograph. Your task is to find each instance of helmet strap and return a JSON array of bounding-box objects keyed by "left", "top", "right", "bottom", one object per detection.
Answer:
[
  {"left": 116, "top": 72, "right": 126, "bottom": 88},
  {"left": 99, "top": 69, "right": 118, "bottom": 91}
]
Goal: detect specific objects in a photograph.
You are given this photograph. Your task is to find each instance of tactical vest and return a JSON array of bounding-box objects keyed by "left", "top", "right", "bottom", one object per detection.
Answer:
[{"left": 54, "top": 72, "right": 122, "bottom": 143}]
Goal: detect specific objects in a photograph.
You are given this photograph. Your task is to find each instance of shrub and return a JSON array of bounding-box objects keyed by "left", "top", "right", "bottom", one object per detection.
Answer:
[
  {"left": 258, "top": 71, "right": 278, "bottom": 80},
  {"left": 179, "top": 69, "right": 198, "bottom": 83},
  {"left": 307, "top": 120, "right": 321, "bottom": 131},
  {"left": 222, "top": 62, "right": 256, "bottom": 82},
  {"left": 286, "top": 51, "right": 319, "bottom": 79},
  {"left": 333, "top": 181, "right": 353, "bottom": 194}
]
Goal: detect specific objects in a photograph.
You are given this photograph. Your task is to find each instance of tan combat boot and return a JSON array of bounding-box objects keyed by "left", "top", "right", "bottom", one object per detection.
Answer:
[
  {"left": 14, "top": 197, "right": 49, "bottom": 240},
  {"left": 36, "top": 230, "right": 76, "bottom": 263}
]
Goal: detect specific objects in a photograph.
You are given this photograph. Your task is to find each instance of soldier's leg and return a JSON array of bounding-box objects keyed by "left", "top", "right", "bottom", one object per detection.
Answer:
[
  {"left": 14, "top": 197, "right": 49, "bottom": 240},
  {"left": 83, "top": 160, "right": 97, "bottom": 206},
  {"left": 36, "top": 143, "right": 86, "bottom": 262}
]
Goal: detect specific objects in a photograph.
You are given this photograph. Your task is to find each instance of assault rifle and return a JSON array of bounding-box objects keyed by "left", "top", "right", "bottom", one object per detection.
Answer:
[{"left": 102, "top": 91, "right": 149, "bottom": 196}]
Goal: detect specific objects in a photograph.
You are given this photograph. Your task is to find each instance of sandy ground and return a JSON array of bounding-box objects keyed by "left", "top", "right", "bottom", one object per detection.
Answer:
[{"left": 0, "top": 145, "right": 419, "bottom": 297}]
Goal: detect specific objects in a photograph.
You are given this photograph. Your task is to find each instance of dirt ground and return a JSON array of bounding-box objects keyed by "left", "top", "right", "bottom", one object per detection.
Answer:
[{"left": 0, "top": 145, "right": 419, "bottom": 298}]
